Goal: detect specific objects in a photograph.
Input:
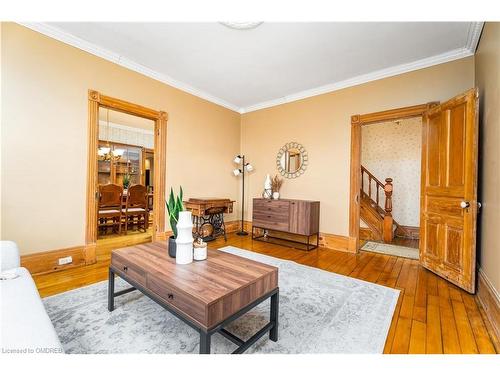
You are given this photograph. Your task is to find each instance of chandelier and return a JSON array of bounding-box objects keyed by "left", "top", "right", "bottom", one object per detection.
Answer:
[{"left": 98, "top": 109, "right": 125, "bottom": 162}]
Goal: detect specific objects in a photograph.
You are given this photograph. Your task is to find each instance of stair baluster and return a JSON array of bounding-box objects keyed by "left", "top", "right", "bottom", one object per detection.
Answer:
[{"left": 383, "top": 178, "right": 394, "bottom": 243}]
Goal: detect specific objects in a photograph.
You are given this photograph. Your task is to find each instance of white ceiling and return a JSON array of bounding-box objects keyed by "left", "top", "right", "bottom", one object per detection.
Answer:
[{"left": 24, "top": 22, "right": 483, "bottom": 113}]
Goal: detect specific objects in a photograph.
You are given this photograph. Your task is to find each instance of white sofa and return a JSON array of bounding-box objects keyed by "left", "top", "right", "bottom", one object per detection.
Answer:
[{"left": 1, "top": 241, "right": 63, "bottom": 353}]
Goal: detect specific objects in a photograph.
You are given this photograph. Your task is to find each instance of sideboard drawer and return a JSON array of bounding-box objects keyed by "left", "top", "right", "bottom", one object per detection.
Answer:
[
  {"left": 253, "top": 217, "right": 290, "bottom": 232},
  {"left": 253, "top": 199, "right": 290, "bottom": 214}
]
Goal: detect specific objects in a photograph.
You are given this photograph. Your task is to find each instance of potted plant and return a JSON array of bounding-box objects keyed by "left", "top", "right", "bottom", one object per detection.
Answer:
[
  {"left": 166, "top": 186, "right": 184, "bottom": 258},
  {"left": 122, "top": 173, "right": 131, "bottom": 190},
  {"left": 271, "top": 175, "right": 283, "bottom": 199}
]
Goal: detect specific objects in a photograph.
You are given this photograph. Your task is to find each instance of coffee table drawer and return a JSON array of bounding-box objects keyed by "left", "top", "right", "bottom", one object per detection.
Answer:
[
  {"left": 147, "top": 274, "right": 207, "bottom": 325},
  {"left": 112, "top": 256, "right": 146, "bottom": 286}
]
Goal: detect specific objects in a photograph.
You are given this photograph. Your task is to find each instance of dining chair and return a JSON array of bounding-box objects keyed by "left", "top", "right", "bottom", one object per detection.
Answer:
[
  {"left": 98, "top": 184, "right": 123, "bottom": 235},
  {"left": 124, "top": 184, "right": 149, "bottom": 234}
]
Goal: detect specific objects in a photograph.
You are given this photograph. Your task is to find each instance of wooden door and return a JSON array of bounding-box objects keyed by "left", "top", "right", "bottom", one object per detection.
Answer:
[{"left": 420, "top": 88, "right": 479, "bottom": 293}]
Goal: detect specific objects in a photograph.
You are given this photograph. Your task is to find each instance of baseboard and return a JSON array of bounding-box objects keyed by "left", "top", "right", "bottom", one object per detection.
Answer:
[
  {"left": 225, "top": 220, "right": 252, "bottom": 233},
  {"left": 319, "top": 232, "right": 357, "bottom": 253},
  {"left": 395, "top": 225, "right": 420, "bottom": 239},
  {"left": 476, "top": 268, "right": 500, "bottom": 341},
  {"left": 21, "top": 245, "right": 87, "bottom": 275}
]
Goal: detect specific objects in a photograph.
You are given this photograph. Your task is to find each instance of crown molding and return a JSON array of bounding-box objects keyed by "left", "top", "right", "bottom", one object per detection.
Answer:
[
  {"left": 465, "top": 22, "right": 484, "bottom": 53},
  {"left": 19, "top": 22, "right": 484, "bottom": 116},
  {"left": 18, "top": 22, "right": 241, "bottom": 113},
  {"left": 240, "top": 46, "right": 475, "bottom": 114}
]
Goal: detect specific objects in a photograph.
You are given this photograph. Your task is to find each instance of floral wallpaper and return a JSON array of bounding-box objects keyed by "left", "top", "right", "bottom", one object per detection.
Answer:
[{"left": 361, "top": 117, "right": 422, "bottom": 227}]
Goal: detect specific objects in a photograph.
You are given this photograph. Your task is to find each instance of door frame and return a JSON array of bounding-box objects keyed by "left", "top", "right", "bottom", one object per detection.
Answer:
[
  {"left": 85, "top": 90, "right": 168, "bottom": 264},
  {"left": 349, "top": 102, "right": 438, "bottom": 252}
]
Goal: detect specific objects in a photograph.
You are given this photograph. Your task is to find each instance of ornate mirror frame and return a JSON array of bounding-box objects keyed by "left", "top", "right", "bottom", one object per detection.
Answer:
[{"left": 276, "top": 142, "right": 308, "bottom": 178}]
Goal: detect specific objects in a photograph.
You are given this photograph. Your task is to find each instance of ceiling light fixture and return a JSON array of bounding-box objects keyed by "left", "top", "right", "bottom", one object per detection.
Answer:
[
  {"left": 219, "top": 22, "right": 263, "bottom": 30},
  {"left": 98, "top": 109, "right": 125, "bottom": 162}
]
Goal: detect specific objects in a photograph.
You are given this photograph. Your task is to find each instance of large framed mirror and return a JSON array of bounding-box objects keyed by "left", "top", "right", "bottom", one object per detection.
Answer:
[{"left": 276, "top": 142, "right": 308, "bottom": 178}]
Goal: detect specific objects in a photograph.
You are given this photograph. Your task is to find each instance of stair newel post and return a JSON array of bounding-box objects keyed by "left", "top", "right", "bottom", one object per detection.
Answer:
[{"left": 383, "top": 178, "right": 394, "bottom": 243}]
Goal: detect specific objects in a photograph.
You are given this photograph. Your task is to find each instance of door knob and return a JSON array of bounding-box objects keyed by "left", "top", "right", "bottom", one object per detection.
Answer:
[{"left": 460, "top": 201, "right": 470, "bottom": 209}]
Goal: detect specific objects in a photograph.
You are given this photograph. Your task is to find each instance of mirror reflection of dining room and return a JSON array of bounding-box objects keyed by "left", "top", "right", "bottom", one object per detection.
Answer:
[{"left": 97, "top": 108, "right": 155, "bottom": 244}]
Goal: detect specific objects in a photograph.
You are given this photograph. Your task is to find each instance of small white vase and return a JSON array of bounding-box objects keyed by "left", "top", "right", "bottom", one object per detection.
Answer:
[
  {"left": 175, "top": 211, "right": 193, "bottom": 265},
  {"left": 193, "top": 245, "right": 207, "bottom": 261},
  {"left": 264, "top": 174, "right": 272, "bottom": 190},
  {"left": 272, "top": 192, "right": 280, "bottom": 200}
]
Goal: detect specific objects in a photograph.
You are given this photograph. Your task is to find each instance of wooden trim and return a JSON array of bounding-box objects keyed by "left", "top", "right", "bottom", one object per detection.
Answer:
[
  {"left": 358, "top": 103, "right": 434, "bottom": 125},
  {"left": 319, "top": 232, "right": 357, "bottom": 253},
  {"left": 349, "top": 102, "right": 438, "bottom": 253},
  {"left": 395, "top": 225, "right": 420, "bottom": 239},
  {"left": 476, "top": 268, "right": 500, "bottom": 343},
  {"left": 21, "top": 246, "right": 86, "bottom": 275},
  {"left": 86, "top": 90, "right": 168, "bottom": 262}
]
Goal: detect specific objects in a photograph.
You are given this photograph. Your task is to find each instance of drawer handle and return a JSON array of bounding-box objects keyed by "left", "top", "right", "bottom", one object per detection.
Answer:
[
  {"left": 123, "top": 266, "right": 128, "bottom": 271},
  {"left": 267, "top": 215, "right": 271, "bottom": 218},
  {"left": 167, "top": 293, "right": 174, "bottom": 300}
]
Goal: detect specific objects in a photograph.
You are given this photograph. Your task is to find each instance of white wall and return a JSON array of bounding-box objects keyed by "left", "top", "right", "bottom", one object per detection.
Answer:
[{"left": 361, "top": 117, "right": 422, "bottom": 227}]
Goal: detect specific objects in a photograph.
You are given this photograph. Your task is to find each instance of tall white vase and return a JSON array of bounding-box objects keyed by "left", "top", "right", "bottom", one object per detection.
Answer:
[{"left": 175, "top": 211, "right": 193, "bottom": 265}]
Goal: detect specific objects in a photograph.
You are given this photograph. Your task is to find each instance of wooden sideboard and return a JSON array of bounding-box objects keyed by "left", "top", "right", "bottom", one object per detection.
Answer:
[{"left": 252, "top": 198, "right": 320, "bottom": 250}]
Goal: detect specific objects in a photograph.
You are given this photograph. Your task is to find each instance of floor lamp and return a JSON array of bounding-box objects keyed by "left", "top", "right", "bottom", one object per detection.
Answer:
[{"left": 233, "top": 155, "right": 253, "bottom": 236}]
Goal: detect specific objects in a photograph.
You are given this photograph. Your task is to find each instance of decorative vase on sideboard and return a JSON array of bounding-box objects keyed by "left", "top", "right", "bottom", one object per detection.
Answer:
[
  {"left": 272, "top": 192, "right": 280, "bottom": 199},
  {"left": 175, "top": 211, "right": 194, "bottom": 264}
]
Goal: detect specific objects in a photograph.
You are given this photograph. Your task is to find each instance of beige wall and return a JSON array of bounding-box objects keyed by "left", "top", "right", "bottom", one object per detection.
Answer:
[
  {"left": 241, "top": 57, "right": 475, "bottom": 236},
  {"left": 475, "top": 22, "right": 500, "bottom": 294},
  {"left": 1, "top": 23, "right": 241, "bottom": 255},
  {"left": 361, "top": 117, "right": 422, "bottom": 227}
]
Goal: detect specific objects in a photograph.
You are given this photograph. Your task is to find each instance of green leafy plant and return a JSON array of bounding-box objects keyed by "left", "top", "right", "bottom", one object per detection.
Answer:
[
  {"left": 122, "top": 173, "right": 131, "bottom": 189},
  {"left": 166, "top": 186, "right": 184, "bottom": 238}
]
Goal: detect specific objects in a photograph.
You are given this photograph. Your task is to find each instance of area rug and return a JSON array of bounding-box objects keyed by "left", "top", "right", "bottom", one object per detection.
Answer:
[
  {"left": 361, "top": 241, "right": 419, "bottom": 260},
  {"left": 42, "top": 246, "right": 399, "bottom": 354}
]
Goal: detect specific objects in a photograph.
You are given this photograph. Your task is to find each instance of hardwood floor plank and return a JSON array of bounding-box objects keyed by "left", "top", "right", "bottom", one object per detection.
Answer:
[
  {"left": 409, "top": 320, "right": 426, "bottom": 354},
  {"left": 426, "top": 295, "right": 443, "bottom": 354},
  {"left": 439, "top": 295, "right": 462, "bottom": 354},
  {"left": 413, "top": 267, "right": 428, "bottom": 323},
  {"left": 391, "top": 317, "right": 412, "bottom": 353},
  {"left": 461, "top": 292, "right": 496, "bottom": 354},
  {"left": 452, "top": 298, "right": 479, "bottom": 354}
]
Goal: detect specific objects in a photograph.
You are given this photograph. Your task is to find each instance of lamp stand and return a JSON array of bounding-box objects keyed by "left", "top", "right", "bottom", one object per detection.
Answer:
[{"left": 237, "top": 155, "right": 248, "bottom": 236}]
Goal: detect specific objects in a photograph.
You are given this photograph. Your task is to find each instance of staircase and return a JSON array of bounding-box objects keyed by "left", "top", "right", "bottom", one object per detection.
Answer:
[{"left": 360, "top": 165, "right": 400, "bottom": 243}]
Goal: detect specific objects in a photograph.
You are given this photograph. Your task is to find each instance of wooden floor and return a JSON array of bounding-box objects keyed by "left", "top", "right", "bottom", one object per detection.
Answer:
[{"left": 32, "top": 233, "right": 498, "bottom": 354}]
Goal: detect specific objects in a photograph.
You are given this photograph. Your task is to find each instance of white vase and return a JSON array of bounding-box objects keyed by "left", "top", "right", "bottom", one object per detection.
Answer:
[
  {"left": 264, "top": 174, "right": 272, "bottom": 190},
  {"left": 175, "top": 211, "right": 193, "bottom": 265},
  {"left": 272, "top": 192, "right": 280, "bottom": 200}
]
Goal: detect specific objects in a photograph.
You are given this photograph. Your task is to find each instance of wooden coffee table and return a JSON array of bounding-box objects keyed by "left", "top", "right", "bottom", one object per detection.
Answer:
[{"left": 108, "top": 242, "right": 279, "bottom": 354}]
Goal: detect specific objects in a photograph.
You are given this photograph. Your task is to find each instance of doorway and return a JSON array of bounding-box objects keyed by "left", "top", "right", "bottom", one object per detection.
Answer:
[
  {"left": 349, "top": 103, "right": 437, "bottom": 253},
  {"left": 85, "top": 90, "right": 167, "bottom": 264},
  {"left": 97, "top": 107, "right": 156, "bottom": 244},
  {"left": 358, "top": 116, "right": 422, "bottom": 259},
  {"left": 349, "top": 89, "right": 479, "bottom": 293}
]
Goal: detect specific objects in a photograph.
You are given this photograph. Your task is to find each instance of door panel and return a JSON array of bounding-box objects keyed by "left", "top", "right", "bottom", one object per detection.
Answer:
[{"left": 420, "top": 88, "right": 478, "bottom": 293}]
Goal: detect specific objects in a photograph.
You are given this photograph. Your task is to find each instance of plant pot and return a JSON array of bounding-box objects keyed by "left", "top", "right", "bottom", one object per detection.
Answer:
[
  {"left": 168, "top": 236, "right": 177, "bottom": 258},
  {"left": 272, "top": 192, "right": 280, "bottom": 199}
]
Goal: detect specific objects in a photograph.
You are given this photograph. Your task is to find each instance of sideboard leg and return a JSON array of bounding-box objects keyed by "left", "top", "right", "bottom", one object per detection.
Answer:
[
  {"left": 270, "top": 290, "right": 279, "bottom": 342},
  {"left": 199, "top": 331, "right": 211, "bottom": 354},
  {"left": 107, "top": 268, "right": 115, "bottom": 312}
]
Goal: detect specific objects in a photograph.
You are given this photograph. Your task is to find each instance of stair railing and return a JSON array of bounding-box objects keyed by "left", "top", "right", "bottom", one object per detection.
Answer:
[{"left": 361, "top": 165, "right": 394, "bottom": 243}]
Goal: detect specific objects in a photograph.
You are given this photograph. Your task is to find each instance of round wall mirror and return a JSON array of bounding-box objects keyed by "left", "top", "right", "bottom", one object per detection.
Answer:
[{"left": 276, "top": 142, "right": 308, "bottom": 178}]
